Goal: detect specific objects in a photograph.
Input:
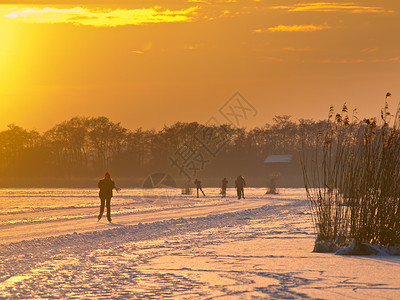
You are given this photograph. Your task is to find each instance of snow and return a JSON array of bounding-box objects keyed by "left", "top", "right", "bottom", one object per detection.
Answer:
[
  {"left": 1, "top": 188, "right": 400, "bottom": 299},
  {"left": 264, "top": 155, "right": 292, "bottom": 163}
]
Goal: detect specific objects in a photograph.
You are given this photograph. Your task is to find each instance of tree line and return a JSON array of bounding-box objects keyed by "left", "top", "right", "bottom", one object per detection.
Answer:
[{"left": 0, "top": 116, "right": 327, "bottom": 183}]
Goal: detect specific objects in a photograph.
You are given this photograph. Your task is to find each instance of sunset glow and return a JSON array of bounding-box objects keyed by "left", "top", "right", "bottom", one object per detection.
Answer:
[
  {"left": 256, "top": 24, "right": 332, "bottom": 33},
  {"left": 0, "top": 1, "right": 399, "bottom": 131},
  {"left": 3, "top": 6, "right": 198, "bottom": 27},
  {"left": 273, "top": 3, "right": 394, "bottom": 14}
]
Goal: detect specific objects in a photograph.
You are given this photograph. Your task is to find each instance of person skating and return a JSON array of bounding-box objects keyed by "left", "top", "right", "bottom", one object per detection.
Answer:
[
  {"left": 221, "top": 177, "right": 228, "bottom": 198},
  {"left": 194, "top": 179, "right": 206, "bottom": 198},
  {"left": 235, "top": 175, "right": 246, "bottom": 200},
  {"left": 98, "top": 172, "right": 120, "bottom": 223}
]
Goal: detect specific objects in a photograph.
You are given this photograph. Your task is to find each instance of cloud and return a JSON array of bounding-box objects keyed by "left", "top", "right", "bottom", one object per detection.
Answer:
[
  {"left": 3, "top": 6, "right": 198, "bottom": 27},
  {"left": 131, "top": 50, "right": 144, "bottom": 54},
  {"left": 272, "top": 3, "right": 394, "bottom": 14},
  {"left": 255, "top": 24, "right": 331, "bottom": 33},
  {"left": 360, "top": 47, "right": 379, "bottom": 53},
  {"left": 187, "top": 0, "right": 237, "bottom": 3},
  {"left": 320, "top": 57, "right": 400, "bottom": 63},
  {"left": 283, "top": 47, "right": 313, "bottom": 52},
  {"left": 184, "top": 45, "right": 198, "bottom": 50},
  {"left": 262, "top": 56, "right": 284, "bottom": 62}
]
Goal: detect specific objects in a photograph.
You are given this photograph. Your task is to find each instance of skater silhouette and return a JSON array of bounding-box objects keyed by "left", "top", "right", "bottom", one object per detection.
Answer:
[
  {"left": 194, "top": 179, "right": 206, "bottom": 198},
  {"left": 235, "top": 175, "right": 246, "bottom": 200},
  {"left": 221, "top": 177, "right": 228, "bottom": 198},
  {"left": 98, "top": 172, "right": 120, "bottom": 223}
]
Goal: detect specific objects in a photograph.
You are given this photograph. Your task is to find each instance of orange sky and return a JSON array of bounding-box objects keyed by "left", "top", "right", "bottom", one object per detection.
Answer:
[{"left": 0, "top": 1, "right": 399, "bottom": 131}]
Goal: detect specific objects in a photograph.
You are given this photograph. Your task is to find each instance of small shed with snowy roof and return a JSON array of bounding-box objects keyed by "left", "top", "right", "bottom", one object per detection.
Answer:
[
  {"left": 264, "top": 155, "right": 292, "bottom": 164},
  {"left": 263, "top": 155, "right": 294, "bottom": 192}
]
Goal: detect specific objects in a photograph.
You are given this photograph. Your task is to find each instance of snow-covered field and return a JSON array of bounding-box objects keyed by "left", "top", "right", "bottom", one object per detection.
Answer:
[{"left": 1, "top": 188, "right": 400, "bottom": 299}]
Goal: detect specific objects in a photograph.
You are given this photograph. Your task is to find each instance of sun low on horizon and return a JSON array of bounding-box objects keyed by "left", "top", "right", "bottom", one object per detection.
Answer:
[{"left": 0, "top": 0, "right": 399, "bottom": 132}]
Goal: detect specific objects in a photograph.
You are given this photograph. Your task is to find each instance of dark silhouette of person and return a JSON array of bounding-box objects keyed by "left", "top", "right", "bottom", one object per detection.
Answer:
[
  {"left": 235, "top": 175, "right": 246, "bottom": 199},
  {"left": 221, "top": 178, "right": 228, "bottom": 198},
  {"left": 194, "top": 179, "right": 206, "bottom": 198},
  {"left": 98, "top": 172, "right": 120, "bottom": 223}
]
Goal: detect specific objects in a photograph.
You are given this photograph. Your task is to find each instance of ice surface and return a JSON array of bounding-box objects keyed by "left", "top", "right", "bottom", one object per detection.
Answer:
[{"left": 1, "top": 188, "right": 400, "bottom": 299}]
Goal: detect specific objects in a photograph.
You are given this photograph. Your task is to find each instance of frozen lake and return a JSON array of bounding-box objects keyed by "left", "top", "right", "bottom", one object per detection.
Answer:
[
  {"left": 1, "top": 188, "right": 400, "bottom": 299},
  {"left": 0, "top": 187, "right": 303, "bottom": 229}
]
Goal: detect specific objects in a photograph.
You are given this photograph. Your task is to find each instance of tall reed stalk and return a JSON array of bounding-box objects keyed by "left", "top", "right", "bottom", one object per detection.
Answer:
[{"left": 301, "top": 100, "right": 400, "bottom": 252}]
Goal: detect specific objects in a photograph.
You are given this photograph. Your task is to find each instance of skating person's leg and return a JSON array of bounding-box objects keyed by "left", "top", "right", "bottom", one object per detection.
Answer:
[
  {"left": 237, "top": 188, "right": 241, "bottom": 199},
  {"left": 106, "top": 197, "right": 112, "bottom": 222},
  {"left": 201, "top": 188, "right": 206, "bottom": 196},
  {"left": 197, "top": 187, "right": 199, "bottom": 198},
  {"left": 98, "top": 197, "right": 105, "bottom": 221}
]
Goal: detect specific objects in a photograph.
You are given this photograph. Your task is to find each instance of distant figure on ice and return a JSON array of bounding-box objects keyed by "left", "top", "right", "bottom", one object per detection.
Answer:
[
  {"left": 182, "top": 180, "right": 193, "bottom": 195},
  {"left": 98, "top": 172, "right": 120, "bottom": 223},
  {"left": 194, "top": 179, "right": 206, "bottom": 198},
  {"left": 235, "top": 175, "right": 246, "bottom": 199},
  {"left": 221, "top": 177, "right": 228, "bottom": 198}
]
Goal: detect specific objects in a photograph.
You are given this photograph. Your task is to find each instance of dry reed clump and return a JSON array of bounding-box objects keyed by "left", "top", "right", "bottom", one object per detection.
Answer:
[{"left": 301, "top": 99, "right": 400, "bottom": 253}]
